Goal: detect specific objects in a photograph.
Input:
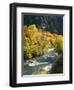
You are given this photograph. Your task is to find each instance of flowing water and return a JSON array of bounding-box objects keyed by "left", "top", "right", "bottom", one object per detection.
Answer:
[{"left": 23, "top": 54, "right": 56, "bottom": 75}]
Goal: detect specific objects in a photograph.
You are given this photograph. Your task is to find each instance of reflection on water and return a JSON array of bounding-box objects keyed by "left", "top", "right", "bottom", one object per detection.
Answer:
[{"left": 23, "top": 55, "right": 56, "bottom": 75}]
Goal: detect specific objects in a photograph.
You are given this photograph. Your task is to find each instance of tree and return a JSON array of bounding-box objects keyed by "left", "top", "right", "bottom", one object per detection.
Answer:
[
  {"left": 23, "top": 24, "right": 63, "bottom": 60},
  {"left": 54, "top": 35, "right": 63, "bottom": 53},
  {"left": 23, "top": 24, "right": 51, "bottom": 59}
]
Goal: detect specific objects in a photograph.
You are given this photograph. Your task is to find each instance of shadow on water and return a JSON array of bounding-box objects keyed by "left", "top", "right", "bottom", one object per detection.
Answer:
[
  {"left": 50, "top": 61, "right": 63, "bottom": 74},
  {"left": 50, "top": 54, "right": 63, "bottom": 74}
]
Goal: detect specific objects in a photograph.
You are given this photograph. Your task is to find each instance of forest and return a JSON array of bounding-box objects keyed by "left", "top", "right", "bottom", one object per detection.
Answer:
[
  {"left": 22, "top": 15, "right": 63, "bottom": 75},
  {"left": 23, "top": 24, "right": 63, "bottom": 60}
]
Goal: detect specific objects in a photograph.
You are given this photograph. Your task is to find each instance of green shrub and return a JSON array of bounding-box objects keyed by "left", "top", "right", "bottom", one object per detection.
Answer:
[
  {"left": 54, "top": 35, "right": 63, "bottom": 53},
  {"left": 24, "top": 47, "right": 32, "bottom": 59}
]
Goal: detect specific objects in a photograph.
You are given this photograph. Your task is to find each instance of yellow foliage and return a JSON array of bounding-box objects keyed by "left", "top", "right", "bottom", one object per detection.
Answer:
[{"left": 23, "top": 24, "right": 63, "bottom": 59}]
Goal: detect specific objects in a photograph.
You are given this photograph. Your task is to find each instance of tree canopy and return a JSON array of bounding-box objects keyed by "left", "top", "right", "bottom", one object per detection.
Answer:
[
  {"left": 23, "top": 24, "right": 63, "bottom": 60},
  {"left": 23, "top": 15, "right": 63, "bottom": 35}
]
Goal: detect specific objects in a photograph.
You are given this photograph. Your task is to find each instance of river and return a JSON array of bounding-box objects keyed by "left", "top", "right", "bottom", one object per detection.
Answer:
[{"left": 23, "top": 54, "right": 56, "bottom": 75}]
